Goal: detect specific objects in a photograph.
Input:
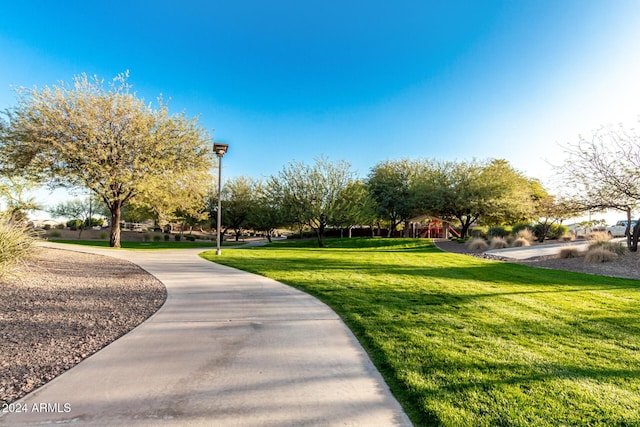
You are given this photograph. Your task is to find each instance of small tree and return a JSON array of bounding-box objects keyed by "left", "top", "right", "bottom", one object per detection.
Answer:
[
  {"left": 49, "top": 197, "right": 104, "bottom": 237},
  {"left": 558, "top": 124, "right": 640, "bottom": 250},
  {"left": 1, "top": 72, "right": 212, "bottom": 247},
  {"left": 268, "top": 157, "right": 353, "bottom": 248}
]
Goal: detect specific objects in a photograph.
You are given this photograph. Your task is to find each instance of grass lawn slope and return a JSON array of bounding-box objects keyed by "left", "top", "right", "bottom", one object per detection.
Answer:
[{"left": 201, "top": 238, "right": 640, "bottom": 426}]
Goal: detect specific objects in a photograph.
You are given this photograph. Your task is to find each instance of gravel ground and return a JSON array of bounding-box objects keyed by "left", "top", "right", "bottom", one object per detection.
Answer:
[
  {"left": 434, "top": 239, "right": 640, "bottom": 280},
  {"left": 0, "top": 248, "right": 166, "bottom": 406}
]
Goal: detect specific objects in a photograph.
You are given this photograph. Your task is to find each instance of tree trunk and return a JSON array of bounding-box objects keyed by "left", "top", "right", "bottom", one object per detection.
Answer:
[
  {"left": 631, "top": 218, "right": 640, "bottom": 253},
  {"left": 266, "top": 231, "right": 272, "bottom": 243},
  {"left": 109, "top": 204, "right": 122, "bottom": 248},
  {"left": 626, "top": 207, "right": 632, "bottom": 249}
]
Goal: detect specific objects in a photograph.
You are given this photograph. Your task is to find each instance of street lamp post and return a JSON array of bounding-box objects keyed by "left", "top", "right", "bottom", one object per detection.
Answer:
[{"left": 214, "top": 142, "right": 229, "bottom": 256}]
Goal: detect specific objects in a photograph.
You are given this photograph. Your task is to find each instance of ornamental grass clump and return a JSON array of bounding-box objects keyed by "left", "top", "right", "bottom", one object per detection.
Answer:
[
  {"left": 467, "top": 238, "right": 488, "bottom": 251},
  {"left": 489, "top": 237, "right": 509, "bottom": 249},
  {"left": 0, "top": 222, "right": 36, "bottom": 276},
  {"left": 559, "top": 246, "right": 581, "bottom": 259},
  {"left": 515, "top": 228, "right": 535, "bottom": 242},
  {"left": 588, "top": 240, "right": 627, "bottom": 256},
  {"left": 585, "top": 246, "right": 618, "bottom": 263},
  {"left": 512, "top": 237, "right": 531, "bottom": 247}
]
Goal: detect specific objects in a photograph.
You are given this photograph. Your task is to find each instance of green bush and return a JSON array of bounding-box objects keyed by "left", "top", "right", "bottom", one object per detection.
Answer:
[
  {"left": 142, "top": 233, "right": 151, "bottom": 242},
  {"left": 185, "top": 234, "right": 196, "bottom": 241},
  {"left": 153, "top": 235, "right": 162, "bottom": 242},
  {"left": 55, "top": 223, "right": 65, "bottom": 230},
  {"left": 66, "top": 219, "right": 83, "bottom": 230},
  {"left": 487, "top": 226, "right": 509, "bottom": 238},
  {"left": 43, "top": 224, "right": 51, "bottom": 230},
  {"left": 164, "top": 234, "right": 171, "bottom": 241},
  {"left": 0, "top": 223, "right": 35, "bottom": 277},
  {"left": 48, "top": 230, "right": 62, "bottom": 238},
  {"left": 532, "top": 223, "right": 569, "bottom": 241},
  {"left": 470, "top": 228, "right": 487, "bottom": 239},
  {"left": 174, "top": 234, "right": 181, "bottom": 241}
]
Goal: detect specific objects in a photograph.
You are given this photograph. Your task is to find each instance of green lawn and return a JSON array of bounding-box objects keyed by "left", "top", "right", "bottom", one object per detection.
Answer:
[
  {"left": 201, "top": 238, "right": 640, "bottom": 426},
  {"left": 46, "top": 239, "right": 240, "bottom": 249}
]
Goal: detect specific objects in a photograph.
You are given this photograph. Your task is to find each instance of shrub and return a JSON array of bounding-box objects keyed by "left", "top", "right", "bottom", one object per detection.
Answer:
[
  {"left": 43, "top": 224, "right": 51, "bottom": 230},
  {"left": 185, "top": 234, "right": 196, "bottom": 241},
  {"left": 559, "top": 235, "right": 575, "bottom": 242},
  {"left": 0, "top": 223, "right": 35, "bottom": 277},
  {"left": 55, "top": 223, "right": 65, "bottom": 230},
  {"left": 511, "top": 223, "right": 532, "bottom": 235},
  {"left": 489, "top": 237, "right": 509, "bottom": 249},
  {"left": 467, "top": 238, "right": 489, "bottom": 251},
  {"left": 142, "top": 233, "right": 151, "bottom": 242},
  {"left": 164, "top": 234, "right": 171, "bottom": 241},
  {"left": 512, "top": 237, "right": 530, "bottom": 247},
  {"left": 515, "top": 228, "right": 535, "bottom": 242},
  {"left": 470, "top": 228, "right": 487, "bottom": 239},
  {"left": 153, "top": 235, "right": 162, "bottom": 242},
  {"left": 174, "top": 234, "right": 181, "bottom": 241},
  {"left": 532, "top": 223, "right": 569, "bottom": 241},
  {"left": 588, "top": 240, "right": 627, "bottom": 256},
  {"left": 558, "top": 246, "right": 581, "bottom": 259},
  {"left": 99, "top": 232, "right": 107, "bottom": 239},
  {"left": 487, "top": 226, "right": 509, "bottom": 238},
  {"left": 48, "top": 230, "right": 62, "bottom": 238},
  {"left": 66, "top": 219, "right": 83, "bottom": 230},
  {"left": 585, "top": 246, "right": 618, "bottom": 263},
  {"left": 588, "top": 231, "right": 611, "bottom": 242}
]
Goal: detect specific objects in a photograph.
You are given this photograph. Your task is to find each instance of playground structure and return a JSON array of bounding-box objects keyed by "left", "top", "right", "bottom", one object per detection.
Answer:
[{"left": 407, "top": 215, "right": 459, "bottom": 239}]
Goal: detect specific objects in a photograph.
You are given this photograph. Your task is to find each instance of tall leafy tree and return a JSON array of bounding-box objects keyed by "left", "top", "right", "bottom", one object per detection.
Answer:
[
  {"left": 268, "top": 157, "right": 353, "bottom": 247},
  {"left": 414, "top": 159, "right": 536, "bottom": 238},
  {"left": 247, "top": 181, "right": 288, "bottom": 242},
  {"left": 221, "top": 176, "right": 256, "bottom": 241},
  {"left": 1, "top": 72, "right": 213, "bottom": 247},
  {"left": 331, "top": 180, "right": 377, "bottom": 237},
  {"left": 367, "top": 159, "right": 417, "bottom": 237}
]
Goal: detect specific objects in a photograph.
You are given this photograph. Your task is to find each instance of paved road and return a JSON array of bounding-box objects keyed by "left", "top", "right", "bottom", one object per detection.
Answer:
[{"left": 1, "top": 242, "right": 411, "bottom": 426}]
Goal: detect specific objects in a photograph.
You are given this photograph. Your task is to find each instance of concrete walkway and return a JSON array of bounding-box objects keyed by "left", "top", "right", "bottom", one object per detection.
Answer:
[
  {"left": 1, "top": 242, "right": 411, "bottom": 426},
  {"left": 485, "top": 238, "right": 626, "bottom": 260}
]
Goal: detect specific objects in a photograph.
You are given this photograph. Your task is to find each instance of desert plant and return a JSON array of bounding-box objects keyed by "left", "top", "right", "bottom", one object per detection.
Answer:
[
  {"left": 153, "top": 235, "right": 162, "bottom": 242},
  {"left": 558, "top": 246, "right": 581, "bottom": 259},
  {"left": 142, "top": 233, "right": 151, "bottom": 242},
  {"left": 0, "top": 222, "right": 35, "bottom": 276},
  {"left": 467, "top": 238, "right": 489, "bottom": 251},
  {"left": 589, "top": 240, "right": 627, "bottom": 256},
  {"left": 585, "top": 246, "right": 618, "bottom": 263},
  {"left": 512, "top": 237, "right": 531, "bottom": 247},
  {"left": 490, "top": 237, "right": 509, "bottom": 249},
  {"left": 174, "top": 234, "right": 181, "bottom": 241},
  {"left": 55, "top": 223, "right": 65, "bottom": 229},
  {"left": 511, "top": 223, "right": 532, "bottom": 235},
  {"left": 48, "top": 230, "right": 62, "bottom": 238},
  {"left": 164, "top": 234, "right": 171, "bottom": 241},
  {"left": 515, "top": 228, "right": 535, "bottom": 242},
  {"left": 559, "top": 235, "right": 575, "bottom": 242},
  {"left": 588, "top": 231, "right": 612, "bottom": 242}
]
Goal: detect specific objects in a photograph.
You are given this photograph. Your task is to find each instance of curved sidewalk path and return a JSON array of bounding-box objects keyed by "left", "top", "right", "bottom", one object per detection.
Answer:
[{"left": 1, "top": 242, "right": 411, "bottom": 426}]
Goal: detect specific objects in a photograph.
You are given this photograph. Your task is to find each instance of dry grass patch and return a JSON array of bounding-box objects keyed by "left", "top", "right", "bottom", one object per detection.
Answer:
[
  {"left": 558, "top": 246, "right": 582, "bottom": 259},
  {"left": 511, "top": 237, "right": 531, "bottom": 247},
  {"left": 585, "top": 246, "right": 618, "bottom": 263},
  {"left": 489, "top": 237, "right": 508, "bottom": 249},
  {"left": 467, "top": 238, "right": 488, "bottom": 251}
]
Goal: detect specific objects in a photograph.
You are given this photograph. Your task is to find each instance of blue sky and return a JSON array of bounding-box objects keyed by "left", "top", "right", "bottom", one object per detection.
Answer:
[{"left": 2, "top": 1, "right": 640, "bottom": 210}]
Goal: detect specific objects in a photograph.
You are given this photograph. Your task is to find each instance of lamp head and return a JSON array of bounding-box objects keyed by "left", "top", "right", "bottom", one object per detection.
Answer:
[{"left": 213, "top": 142, "right": 229, "bottom": 157}]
